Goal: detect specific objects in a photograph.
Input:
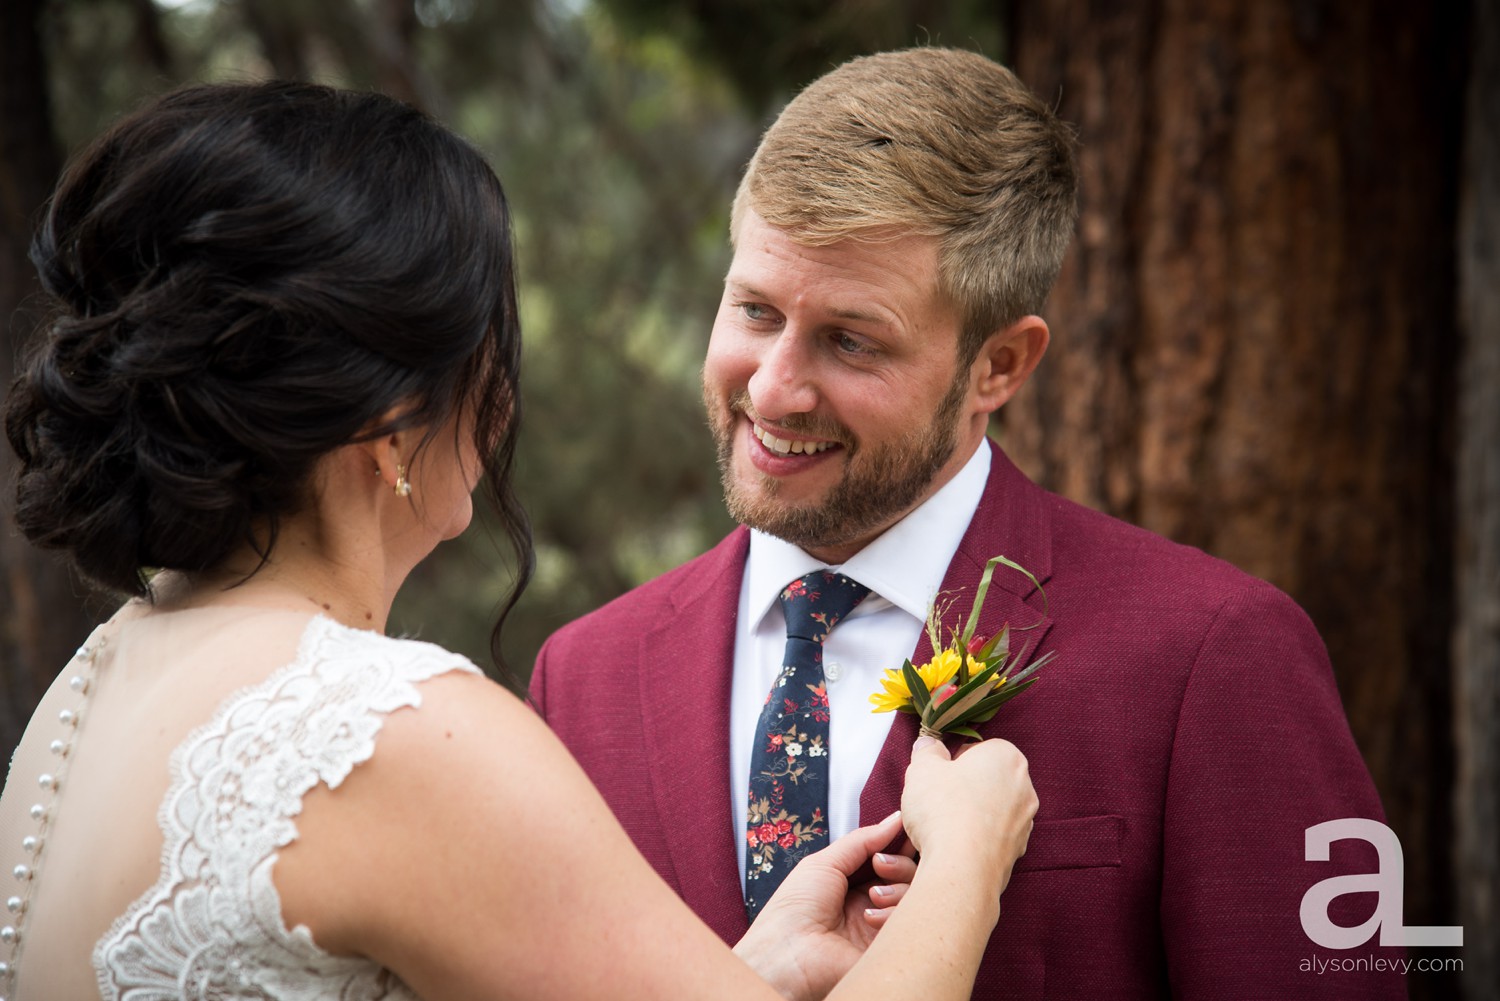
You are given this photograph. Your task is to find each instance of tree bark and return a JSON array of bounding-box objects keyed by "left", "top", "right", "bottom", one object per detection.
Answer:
[
  {"left": 129, "top": 0, "right": 174, "bottom": 76},
  {"left": 240, "top": 0, "right": 311, "bottom": 81},
  {"left": 1007, "top": 0, "right": 1468, "bottom": 986},
  {"left": 1456, "top": 0, "right": 1499, "bottom": 994},
  {"left": 0, "top": 0, "right": 99, "bottom": 766}
]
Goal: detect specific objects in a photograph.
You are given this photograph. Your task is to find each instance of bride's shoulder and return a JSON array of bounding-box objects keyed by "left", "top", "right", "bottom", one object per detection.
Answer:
[
  {"left": 267, "top": 629, "right": 555, "bottom": 960},
  {"left": 301, "top": 620, "right": 541, "bottom": 753}
]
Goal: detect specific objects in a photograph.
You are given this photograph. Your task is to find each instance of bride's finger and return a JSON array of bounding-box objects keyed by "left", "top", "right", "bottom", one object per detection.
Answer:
[
  {"left": 871, "top": 851, "right": 916, "bottom": 884},
  {"left": 867, "top": 881, "right": 909, "bottom": 907},
  {"left": 812, "top": 809, "right": 904, "bottom": 877},
  {"left": 861, "top": 900, "right": 898, "bottom": 928}
]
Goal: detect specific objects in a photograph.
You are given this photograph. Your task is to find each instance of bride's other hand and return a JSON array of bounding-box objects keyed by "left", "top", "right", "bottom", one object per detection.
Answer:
[
  {"left": 901, "top": 735, "right": 1037, "bottom": 898},
  {"left": 784, "top": 735, "right": 1038, "bottom": 1001},
  {"left": 733, "top": 811, "right": 915, "bottom": 1001}
]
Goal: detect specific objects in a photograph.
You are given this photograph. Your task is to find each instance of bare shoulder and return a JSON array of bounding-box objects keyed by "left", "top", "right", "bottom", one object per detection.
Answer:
[
  {"left": 273, "top": 661, "right": 596, "bottom": 944},
  {"left": 363, "top": 666, "right": 559, "bottom": 780},
  {"left": 275, "top": 652, "right": 758, "bottom": 1001}
]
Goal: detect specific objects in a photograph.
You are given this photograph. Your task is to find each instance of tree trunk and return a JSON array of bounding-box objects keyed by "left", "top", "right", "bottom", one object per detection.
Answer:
[
  {"left": 129, "top": 0, "right": 175, "bottom": 76},
  {"left": 0, "top": 0, "right": 98, "bottom": 768},
  {"left": 241, "top": 0, "right": 311, "bottom": 81},
  {"left": 1007, "top": 2, "right": 1468, "bottom": 991},
  {"left": 1456, "top": 0, "right": 1499, "bottom": 994}
]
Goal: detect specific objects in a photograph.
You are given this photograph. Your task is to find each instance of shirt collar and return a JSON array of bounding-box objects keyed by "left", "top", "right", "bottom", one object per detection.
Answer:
[{"left": 745, "top": 440, "right": 991, "bottom": 629}]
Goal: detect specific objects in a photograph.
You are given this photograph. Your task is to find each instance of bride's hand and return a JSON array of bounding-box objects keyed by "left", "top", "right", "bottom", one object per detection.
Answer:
[
  {"left": 901, "top": 734, "right": 1037, "bottom": 895},
  {"left": 733, "top": 810, "right": 914, "bottom": 1001}
]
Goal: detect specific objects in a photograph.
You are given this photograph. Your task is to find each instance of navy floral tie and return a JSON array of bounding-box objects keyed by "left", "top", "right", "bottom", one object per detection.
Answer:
[{"left": 744, "top": 570, "right": 871, "bottom": 922}]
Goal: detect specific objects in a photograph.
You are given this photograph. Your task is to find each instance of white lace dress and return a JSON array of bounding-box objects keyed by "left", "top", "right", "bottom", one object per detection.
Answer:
[{"left": 92, "top": 616, "right": 479, "bottom": 1000}]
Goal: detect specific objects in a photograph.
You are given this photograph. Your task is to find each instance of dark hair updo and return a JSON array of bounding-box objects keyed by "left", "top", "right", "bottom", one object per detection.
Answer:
[{"left": 4, "top": 81, "right": 531, "bottom": 622}]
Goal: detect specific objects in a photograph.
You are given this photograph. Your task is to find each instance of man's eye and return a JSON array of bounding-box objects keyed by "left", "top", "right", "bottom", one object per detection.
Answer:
[
  {"left": 740, "top": 303, "right": 768, "bottom": 321},
  {"left": 836, "top": 332, "right": 874, "bottom": 355}
]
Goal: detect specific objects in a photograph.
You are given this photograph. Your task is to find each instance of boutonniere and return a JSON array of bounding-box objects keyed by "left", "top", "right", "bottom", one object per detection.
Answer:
[{"left": 869, "top": 555, "right": 1055, "bottom": 740}]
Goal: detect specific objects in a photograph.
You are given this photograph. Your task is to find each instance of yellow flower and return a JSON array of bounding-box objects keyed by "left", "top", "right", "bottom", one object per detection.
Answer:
[{"left": 869, "top": 647, "right": 981, "bottom": 713}]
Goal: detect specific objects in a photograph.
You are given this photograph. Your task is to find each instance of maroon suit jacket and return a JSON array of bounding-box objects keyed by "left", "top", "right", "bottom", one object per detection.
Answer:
[{"left": 532, "top": 442, "right": 1405, "bottom": 999}]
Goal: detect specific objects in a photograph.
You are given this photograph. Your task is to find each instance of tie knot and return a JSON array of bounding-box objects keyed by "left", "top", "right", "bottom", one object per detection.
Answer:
[{"left": 778, "top": 570, "right": 870, "bottom": 642}]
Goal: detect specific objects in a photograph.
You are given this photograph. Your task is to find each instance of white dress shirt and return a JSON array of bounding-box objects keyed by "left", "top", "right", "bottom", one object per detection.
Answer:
[{"left": 730, "top": 442, "right": 991, "bottom": 886}]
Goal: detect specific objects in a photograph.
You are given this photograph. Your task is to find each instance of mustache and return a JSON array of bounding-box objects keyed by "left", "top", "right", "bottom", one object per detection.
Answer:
[{"left": 727, "top": 391, "right": 853, "bottom": 447}]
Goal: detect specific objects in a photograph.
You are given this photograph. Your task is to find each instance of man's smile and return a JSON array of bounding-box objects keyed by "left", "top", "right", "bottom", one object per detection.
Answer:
[{"left": 751, "top": 423, "right": 839, "bottom": 456}]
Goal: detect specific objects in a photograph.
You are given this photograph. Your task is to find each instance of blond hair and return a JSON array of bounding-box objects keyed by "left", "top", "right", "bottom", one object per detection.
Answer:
[{"left": 732, "top": 47, "right": 1078, "bottom": 361}]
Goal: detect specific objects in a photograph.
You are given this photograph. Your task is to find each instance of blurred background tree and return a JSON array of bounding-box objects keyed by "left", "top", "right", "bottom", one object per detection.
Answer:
[{"left": 0, "top": 2, "right": 1492, "bottom": 997}]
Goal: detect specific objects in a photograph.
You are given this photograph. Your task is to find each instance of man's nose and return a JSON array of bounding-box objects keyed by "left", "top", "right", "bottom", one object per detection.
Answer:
[{"left": 746, "top": 331, "right": 818, "bottom": 421}]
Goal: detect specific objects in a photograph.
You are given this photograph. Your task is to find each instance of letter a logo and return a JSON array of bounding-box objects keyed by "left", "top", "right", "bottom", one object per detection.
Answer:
[{"left": 1301, "top": 819, "right": 1462, "bottom": 948}]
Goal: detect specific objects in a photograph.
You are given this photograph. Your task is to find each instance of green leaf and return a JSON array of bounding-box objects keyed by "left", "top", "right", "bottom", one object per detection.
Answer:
[
  {"left": 1004, "top": 649, "right": 1057, "bottom": 688},
  {"left": 960, "top": 557, "right": 1004, "bottom": 645},
  {"left": 927, "top": 664, "right": 1004, "bottom": 730},
  {"left": 901, "top": 659, "right": 931, "bottom": 714},
  {"left": 964, "top": 677, "right": 1040, "bottom": 722},
  {"left": 948, "top": 725, "right": 983, "bottom": 741},
  {"left": 990, "top": 554, "right": 1049, "bottom": 631},
  {"left": 945, "top": 660, "right": 1003, "bottom": 703}
]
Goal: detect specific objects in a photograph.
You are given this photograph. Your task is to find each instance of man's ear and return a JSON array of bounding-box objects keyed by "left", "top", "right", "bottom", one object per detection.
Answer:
[{"left": 969, "top": 315, "right": 1049, "bottom": 413}]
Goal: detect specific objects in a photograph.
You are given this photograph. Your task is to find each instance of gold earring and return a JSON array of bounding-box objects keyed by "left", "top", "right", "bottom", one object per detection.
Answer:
[{"left": 394, "top": 464, "right": 412, "bottom": 498}]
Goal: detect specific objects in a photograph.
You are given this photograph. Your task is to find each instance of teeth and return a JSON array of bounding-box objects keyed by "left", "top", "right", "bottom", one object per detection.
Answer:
[{"left": 753, "top": 425, "right": 835, "bottom": 456}]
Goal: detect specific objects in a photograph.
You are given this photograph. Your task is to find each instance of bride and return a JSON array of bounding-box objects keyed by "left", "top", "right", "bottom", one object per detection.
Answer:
[{"left": 0, "top": 81, "right": 1036, "bottom": 1000}]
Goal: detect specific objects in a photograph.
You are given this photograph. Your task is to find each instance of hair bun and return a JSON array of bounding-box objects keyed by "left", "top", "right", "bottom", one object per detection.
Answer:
[{"left": 5, "top": 81, "right": 526, "bottom": 599}]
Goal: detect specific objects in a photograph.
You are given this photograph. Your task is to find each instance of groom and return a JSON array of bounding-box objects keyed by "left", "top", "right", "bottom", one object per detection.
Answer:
[{"left": 533, "top": 48, "right": 1403, "bottom": 998}]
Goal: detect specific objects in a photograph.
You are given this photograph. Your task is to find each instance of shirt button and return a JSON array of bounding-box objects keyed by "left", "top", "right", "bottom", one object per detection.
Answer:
[{"left": 825, "top": 662, "right": 843, "bottom": 682}]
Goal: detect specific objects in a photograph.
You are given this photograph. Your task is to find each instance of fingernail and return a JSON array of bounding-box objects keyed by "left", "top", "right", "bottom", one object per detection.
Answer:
[
  {"left": 914, "top": 735, "right": 937, "bottom": 751},
  {"left": 865, "top": 907, "right": 882, "bottom": 919},
  {"left": 874, "top": 852, "right": 894, "bottom": 865},
  {"left": 882, "top": 809, "right": 901, "bottom": 824},
  {"left": 871, "top": 884, "right": 894, "bottom": 898}
]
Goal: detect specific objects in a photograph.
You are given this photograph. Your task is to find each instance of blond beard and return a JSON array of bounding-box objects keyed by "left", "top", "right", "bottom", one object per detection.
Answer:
[{"left": 705, "top": 379, "right": 966, "bottom": 554}]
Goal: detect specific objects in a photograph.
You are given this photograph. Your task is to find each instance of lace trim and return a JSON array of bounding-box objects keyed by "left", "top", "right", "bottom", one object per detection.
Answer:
[{"left": 92, "top": 616, "right": 479, "bottom": 1000}]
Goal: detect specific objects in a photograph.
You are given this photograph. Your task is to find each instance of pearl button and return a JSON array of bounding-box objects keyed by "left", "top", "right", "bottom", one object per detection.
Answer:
[
  {"left": 6, "top": 638, "right": 97, "bottom": 991},
  {"left": 825, "top": 661, "right": 843, "bottom": 682}
]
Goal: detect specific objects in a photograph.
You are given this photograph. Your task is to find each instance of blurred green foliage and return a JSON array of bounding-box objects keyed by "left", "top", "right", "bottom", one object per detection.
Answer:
[{"left": 34, "top": 0, "right": 1000, "bottom": 682}]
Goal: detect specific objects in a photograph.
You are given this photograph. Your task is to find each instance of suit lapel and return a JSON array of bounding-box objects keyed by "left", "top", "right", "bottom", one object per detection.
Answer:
[
  {"left": 859, "top": 442, "right": 1055, "bottom": 826},
  {"left": 639, "top": 528, "right": 751, "bottom": 941}
]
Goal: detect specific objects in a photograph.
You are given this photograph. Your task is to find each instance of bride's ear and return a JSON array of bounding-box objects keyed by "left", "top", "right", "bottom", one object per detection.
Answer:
[{"left": 357, "top": 403, "right": 419, "bottom": 494}]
